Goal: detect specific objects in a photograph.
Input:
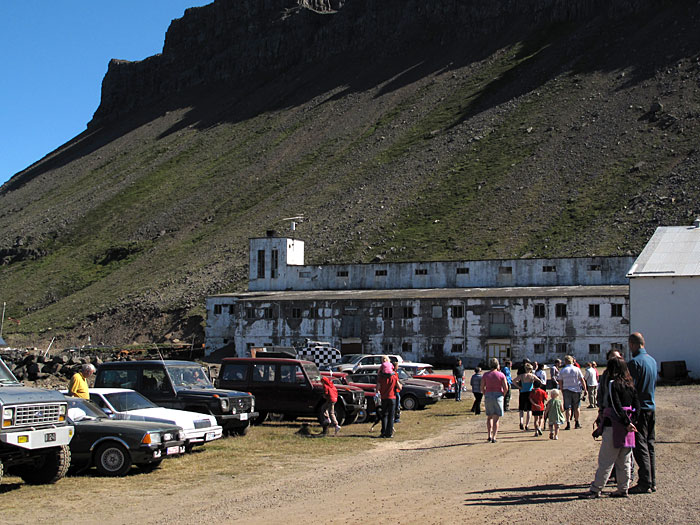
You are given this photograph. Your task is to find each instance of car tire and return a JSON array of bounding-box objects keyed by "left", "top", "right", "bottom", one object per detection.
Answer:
[
  {"left": 401, "top": 395, "right": 418, "bottom": 411},
  {"left": 344, "top": 411, "right": 359, "bottom": 425},
  {"left": 233, "top": 422, "right": 251, "bottom": 436},
  {"left": 353, "top": 409, "right": 368, "bottom": 424},
  {"left": 137, "top": 460, "right": 163, "bottom": 473},
  {"left": 95, "top": 442, "right": 132, "bottom": 477},
  {"left": 14, "top": 445, "right": 71, "bottom": 485}
]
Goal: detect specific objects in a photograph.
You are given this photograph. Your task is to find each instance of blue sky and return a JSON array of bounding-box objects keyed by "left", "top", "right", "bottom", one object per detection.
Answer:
[{"left": 0, "top": 1, "right": 212, "bottom": 186}]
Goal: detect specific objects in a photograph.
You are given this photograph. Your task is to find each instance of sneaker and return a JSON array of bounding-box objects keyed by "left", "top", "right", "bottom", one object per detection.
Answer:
[
  {"left": 609, "top": 491, "right": 628, "bottom": 498},
  {"left": 334, "top": 425, "right": 341, "bottom": 436},
  {"left": 520, "top": 423, "right": 524, "bottom": 430},
  {"left": 554, "top": 436, "right": 559, "bottom": 440},
  {"left": 575, "top": 421, "right": 582, "bottom": 429},
  {"left": 565, "top": 423, "right": 571, "bottom": 430},
  {"left": 651, "top": 486, "right": 657, "bottom": 493},
  {"left": 578, "top": 491, "right": 600, "bottom": 499},
  {"left": 549, "top": 433, "right": 554, "bottom": 440}
]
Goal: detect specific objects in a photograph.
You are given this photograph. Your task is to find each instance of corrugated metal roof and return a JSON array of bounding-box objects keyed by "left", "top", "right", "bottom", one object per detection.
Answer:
[
  {"left": 212, "top": 285, "right": 628, "bottom": 302},
  {"left": 627, "top": 224, "right": 700, "bottom": 277}
]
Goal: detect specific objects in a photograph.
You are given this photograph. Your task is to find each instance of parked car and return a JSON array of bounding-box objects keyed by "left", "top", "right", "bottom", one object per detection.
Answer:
[
  {"left": 352, "top": 366, "right": 447, "bottom": 396},
  {"left": 331, "top": 354, "right": 404, "bottom": 373},
  {"left": 347, "top": 372, "right": 442, "bottom": 410},
  {"left": 218, "top": 357, "right": 366, "bottom": 426},
  {"left": 398, "top": 364, "right": 457, "bottom": 396},
  {"left": 65, "top": 397, "right": 185, "bottom": 476},
  {"left": 95, "top": 360, "right": 257, "bottom": 436},
  {"left": 88, "top": 388, "right": 223, "bottom": 450}
]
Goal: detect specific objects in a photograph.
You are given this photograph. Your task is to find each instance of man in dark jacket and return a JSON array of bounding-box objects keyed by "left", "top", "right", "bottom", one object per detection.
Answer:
[
  {"left": 453, "top": 359, "right": 465, "bottom": 401},
  {"left": 377, "top": 363, "right": 401, "bottom": 438},
  {"left": 627, "top": 332, "right": 657, "bottom": 493}
]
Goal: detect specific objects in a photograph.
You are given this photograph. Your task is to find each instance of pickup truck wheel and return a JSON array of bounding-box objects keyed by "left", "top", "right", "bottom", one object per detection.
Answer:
[
  {"left": 401, "top": 395, "right": 418, "bottom": 411},
  {"left": 137, "top": 460, "right": 163, "bottom": 473},
  {"left": 233, "top": 422, "right": 251, "bottom": 436},
  {"left": 253, "top": 411, "right": 268, "bottom": 425},
  {"left": 353, "top": 409, "right": 368, "bottom": 424},
  {"left": 344, "top": 411, "right": 359, "bottom": 425},
  {"left": 16, "top": 445, "right": 71, "bottom": 485},
  {"left": 95, "top": 442, "right": 132, "bottom": 477}
]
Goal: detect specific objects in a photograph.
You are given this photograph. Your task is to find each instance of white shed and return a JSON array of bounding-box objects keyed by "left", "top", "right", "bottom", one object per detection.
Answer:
[{"left": 628, "top": 219, "right": 700, "bottom": 378}]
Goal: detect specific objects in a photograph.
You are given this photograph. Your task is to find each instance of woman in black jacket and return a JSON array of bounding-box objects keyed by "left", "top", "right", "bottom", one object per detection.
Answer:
[{"left": 580, "top": 357, "right": 640, "bottom": 498}]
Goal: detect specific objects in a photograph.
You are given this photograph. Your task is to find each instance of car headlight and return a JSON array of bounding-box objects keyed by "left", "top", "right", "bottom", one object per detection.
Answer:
[
  {"left": 141, "top": 432, "right": 162, "bottom": 445},
  {"left": 425, "top": 391, "right": 435, "bottom": 397},
  {"left": 219, "top": 398, "right": 230, "bottom": 412},
  {"left": 178, "top": 430, "right": 186, "bottom": 441},
  {"left": 2, "top": 407, "right": 14, "bottom": 427},
  {"left": 59, "top": 404, "right": 67, "bottom": 421},
  {"left": 250, "top": 396, "right": 255, "bottom": 411},
  {"left": 162, "top": 432, "right": 174, "bottom": 442}
]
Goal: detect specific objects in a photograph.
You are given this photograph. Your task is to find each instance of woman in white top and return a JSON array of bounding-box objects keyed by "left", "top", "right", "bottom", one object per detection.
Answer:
[{"left": 585, "top": 362, "right": 599, "bottom": 408}]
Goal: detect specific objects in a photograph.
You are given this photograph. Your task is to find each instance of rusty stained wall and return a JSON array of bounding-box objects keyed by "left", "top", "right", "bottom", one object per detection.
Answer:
[{"left": 205, "top": 294, "right": 629, "bottom": 365}]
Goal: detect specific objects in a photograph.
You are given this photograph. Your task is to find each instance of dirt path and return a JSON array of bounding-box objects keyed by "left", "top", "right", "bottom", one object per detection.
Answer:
[{"left": 4, "top": 386, "right": 700, "bottom": 524}]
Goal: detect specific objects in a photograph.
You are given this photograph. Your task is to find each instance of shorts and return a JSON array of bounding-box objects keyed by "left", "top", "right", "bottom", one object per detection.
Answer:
[
  {"left": 484, "top": 392, "right": 504, "bottom": 417},
  {"left": 532, "top": 410, "right": 544, "bottom": 416},
  {"left": 563, "top": 389, "right": 581, "bottom": 409},
  {"left": 518, "top": 391, "right": 532, "bottom": 411}
]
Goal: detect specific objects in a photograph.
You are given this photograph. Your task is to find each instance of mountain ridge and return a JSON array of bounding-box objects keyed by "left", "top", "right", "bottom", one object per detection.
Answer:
[{"left": 0, "top": 0, "right": 698, "bottom": 348}]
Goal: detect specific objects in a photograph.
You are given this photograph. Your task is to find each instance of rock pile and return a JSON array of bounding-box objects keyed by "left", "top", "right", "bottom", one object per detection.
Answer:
[{"left": 1, "top": 350, "right": 103, "bottom": 383}]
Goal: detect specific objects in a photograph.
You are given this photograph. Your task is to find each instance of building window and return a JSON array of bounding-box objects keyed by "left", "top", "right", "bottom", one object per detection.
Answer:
[
  {"left": 291, "top": 308, "right": 302, "bottom": 319},
  {"left": 308, "top": 308, "right": 320, "bottom": 319},
  {"left": 452, "top": 305, "right": 464, "bottom": 318},
  {"left": 402, "top": 307, "right": 414, "bottom": 318},
  {"left": 415, "top": 268, "right": 428, "bottom": 275},
  {"left": 432, "top": 306, "right": 443, "bottom": 319},
  {"left": 611, "top": 342, "right": 624, "bottom": 352},
  {"left": 456, "top": 267, "right": 469, "bottom": 275},
  {"left": 534, "top": 343, "right": 545, "bottom": 354},
  {"left": 375, "top": 269, "right": 387, "bottom": 277},
  {"left": 451, "top": 343, "right": 464, "bottom": 353},
  {"left": 246, "top": 307, "right": 256, "bottom": 319},
  {"left": 271, "top": 249, "right": 279, "bottom": 279},
  {"left": 556, "top": 342, "right": 568, "bottom": 353},
  {"left": 589, "top": 344, "right": 601, "bottom": 354},
  {"left": 588, "top": 264, "right": 601, "bottom": 271},
  {"left": 533, "top": 304, "right": 545, "bottom": 318},
  {"left": 214, "top": 304, "right": 222, "bottom": 315},
  {"left": 383, "top": 306, "right": 393, "bottom": 319},
  {"left": 228, "top": 305, "right": 235, "bottom": 315},
  {"left": 431, "top": 342, "right": 443, "bottom": 355},
  {"left": 383, "top": 343, "right": 393, "bottom": 353},
  {"left": 589, "top": 304, "right": 600, "bottom": 317},
  {"left": 611, "top": 304, "right": 623, "bottom": 317},
  {"left": 402, "top": 341, "right": 412, "bottom": 353},
  {"left": 337, "top": 270, "right": 348, "bottom": 277},
  {"left": 257, "top": 250, "right": 265, "bottom": 279},
  {"left": 263, "top": 307, "right": 275, "bottom": 319},
  {"left": 555, "top": 303, "right": 567, "bottom": 318},
  {"left": 498, "top": 266, "right": 513, "bottom": 275},
  {"left": 543, "top": 265, "right": 556, "bottom": 273}
]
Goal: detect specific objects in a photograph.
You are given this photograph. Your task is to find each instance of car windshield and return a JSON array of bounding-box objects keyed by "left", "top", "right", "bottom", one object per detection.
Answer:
[
  {"left": 0, "top": 359, "right": 20, "bottom": 384},
  {"left": 105, "top": 391, "right": 158, "bottom": 411},
  {"left": 67, "top": 398, "right": 108, "bottom": 420},
  {"left": 339, "top": 354, "right": 363, "bottom": 364},
  {"left": 397, "top": 369, "right": 412, "bottom": 380},
  {"left": 166, "top": 365, "right": 214, "bottom": 390},
  {"left": 303, "top": 362, "right": 321, "bottom": 382}
]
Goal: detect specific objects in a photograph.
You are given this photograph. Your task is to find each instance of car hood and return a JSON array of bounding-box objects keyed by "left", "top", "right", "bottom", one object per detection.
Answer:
[
  {"left": 405, "top": 378, "right": 444, "bottom": 391},
  {"left": 73, "top": 417, "right": 182, "bottom": 434},
  {"left": 177, "top": 388, "right": 251, "bottom": 398},
  {"left": 0, "top": 385, "right": 67, "bottom": 404},
  {"left": 114, "top": 408, "right": 217, "bottom": 430}
]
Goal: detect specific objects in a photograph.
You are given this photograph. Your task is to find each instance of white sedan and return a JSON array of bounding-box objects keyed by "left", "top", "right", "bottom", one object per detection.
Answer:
[{"left": 88, "top": 388, "right": 223, "bottom": 449}]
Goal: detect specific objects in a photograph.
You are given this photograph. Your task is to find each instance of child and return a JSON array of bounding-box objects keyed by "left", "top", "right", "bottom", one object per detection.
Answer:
[
  {"left": 379, "top": 356, "right": 394, "bottom": 376},
  {"left": 544, "top": 389, "right": 565, "bottom": 440},
  {"left": 529, "top": 384, "right": 548, "bottom": 436}
]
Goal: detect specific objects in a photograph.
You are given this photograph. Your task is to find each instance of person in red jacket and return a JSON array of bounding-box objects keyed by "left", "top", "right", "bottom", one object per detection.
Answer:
[
  {"left": 529, "top": 385, "right": 548, "bottom": 437},
  {"left": 377, "top": 360, "right": 402, "bottom": 438},
  {"left": 320, "top": 375, "right": 341, "bottom": 436}
]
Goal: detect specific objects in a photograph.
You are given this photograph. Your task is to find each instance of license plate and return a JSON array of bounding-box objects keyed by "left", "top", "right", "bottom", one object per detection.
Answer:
[
  {"left": 206, "top": 432, "right": 216, "bottom": 441},
  {"left": 44, "top": 433, "right": 56, "bottom": 442},
  {"left": 166, "top": 446, "right": 180, "bottom": 455},
  {"left": 239, "top": 413, "right": 248, "bottom": 421}
]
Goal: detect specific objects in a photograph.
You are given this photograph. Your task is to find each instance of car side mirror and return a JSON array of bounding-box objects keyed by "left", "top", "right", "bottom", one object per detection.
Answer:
[
  {"left": 101, "top": 407, "right": 113, "bottom": 416},
  {"left": 68, "top": 407, "right": 87, "bottom": 422}
]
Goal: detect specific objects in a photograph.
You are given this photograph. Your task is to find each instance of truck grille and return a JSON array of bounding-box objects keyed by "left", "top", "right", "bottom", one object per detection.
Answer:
[
  {"left": 13, "top": 403, "right": 63, "bottom": 427},
  {"left": 232, "top": 397, "right": 252, "bottom": 412}
]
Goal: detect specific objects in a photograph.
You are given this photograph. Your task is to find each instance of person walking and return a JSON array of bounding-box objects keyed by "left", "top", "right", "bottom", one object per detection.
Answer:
[
  {"left": 580, "top": 357, "right": 640, "bottom": 498},
  {"left": 543, "top": 389, "right": 565, "bottom": 439},
  {"left": 558, "top": 355, "right": 587, "bottom": 430},
  {"left": 534, "top": 362, "right": 547, "bottom": 388},
  {"left": 513, "top": 363, "right": 541, "bottom": 431},
  {"left": 481, "top": 358, "right": 508, "bottom": 443},
  {"left": 377, "top": 359, "right": 401, "bottom": 438},
  {"left": 529, "top": 384, "right": 548, "bottom": 437},
  {"left": 320, "top": 375, "right": 341, "bottom": 436},
  {"left": 502, "top": 360, "right": 513, "bottom": 411},
  {"left": 585, "top": 362, "right": 599, "bottom": 408},
  {"left": 470, "top": 367, "right": 483, "bottom": 415},
  {"left": 627, "top": 332, "right": 657, "bottom": 494},
  {"left": 453, "top": 358, "right": 465, "bottom": 402},
  {"left": 550, "top": 359, "right": 562, "bottom": 389}
]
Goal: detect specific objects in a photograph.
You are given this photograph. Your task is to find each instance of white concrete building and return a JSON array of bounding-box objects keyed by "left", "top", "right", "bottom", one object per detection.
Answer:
[
  {"left": 628, "top": 219, "right": 700, "bottom": 378},
  {"left": 206, "top": 234, "right": 635, "bottom": 366}
]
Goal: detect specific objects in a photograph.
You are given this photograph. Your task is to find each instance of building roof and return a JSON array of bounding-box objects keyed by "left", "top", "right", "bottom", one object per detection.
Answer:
[
  {"left": 627, "top": 223, "right": 700, "bottom": 277},
  {"left": 212, "top": 285, "right": 628, "bottom": 302}
]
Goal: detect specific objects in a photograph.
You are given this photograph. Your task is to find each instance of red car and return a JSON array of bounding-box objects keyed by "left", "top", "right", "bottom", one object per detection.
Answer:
[{"left": 399, "top": 364, "right": 457, "bottom": 397}]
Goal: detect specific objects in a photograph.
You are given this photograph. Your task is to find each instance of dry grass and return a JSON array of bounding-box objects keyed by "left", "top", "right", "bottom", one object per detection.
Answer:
[{"left": 0, "top": 396, "right": 473, "bottom": 499}]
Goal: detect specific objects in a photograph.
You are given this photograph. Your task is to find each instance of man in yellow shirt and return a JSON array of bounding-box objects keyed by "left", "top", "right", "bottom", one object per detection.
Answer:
[{"left": 68, "top": 364, "right": 96, "bottom": 399}]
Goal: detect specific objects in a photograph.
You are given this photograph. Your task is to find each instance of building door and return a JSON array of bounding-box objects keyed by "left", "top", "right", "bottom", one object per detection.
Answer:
[
  {"left": 486, "top": 339, "right": 511, "bottom": 362},
  {"left": 341, "top": 338, "right": 362, "bottom": 355}
]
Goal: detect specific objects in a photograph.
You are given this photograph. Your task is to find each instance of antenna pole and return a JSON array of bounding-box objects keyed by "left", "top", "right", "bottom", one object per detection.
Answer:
[{"left": 0, "top": 302, "right": 5, "bottom": 338}]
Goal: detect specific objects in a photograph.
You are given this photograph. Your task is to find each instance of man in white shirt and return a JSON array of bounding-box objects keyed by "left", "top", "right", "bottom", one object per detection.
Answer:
[
  {"left": 584, "top": 362, "right": 599, "bottom": 408},
  {"left": 558, "top": 355, "right": 587, "bottom": 430}
]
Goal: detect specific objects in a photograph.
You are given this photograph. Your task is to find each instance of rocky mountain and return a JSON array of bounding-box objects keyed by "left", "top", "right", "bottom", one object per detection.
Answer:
[{"left": 1, "top": 0, "right": 699, "bottom": 348}]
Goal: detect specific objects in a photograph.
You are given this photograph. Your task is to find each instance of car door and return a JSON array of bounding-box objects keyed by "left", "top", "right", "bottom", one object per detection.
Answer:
[
  {"left": 278, "top": 363, "right": 316, "bottom": 415},
  {"left": 249, "top": 361, "right": 278, "bottom": 413}
]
